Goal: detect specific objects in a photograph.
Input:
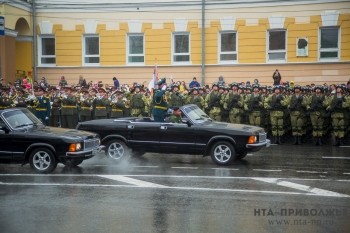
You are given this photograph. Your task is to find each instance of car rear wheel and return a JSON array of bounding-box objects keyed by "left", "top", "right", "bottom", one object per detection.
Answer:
[
  {"left": 210, "top": 141, "right": 236, "bottom": 165},
  {"left": 29, "top": 148, "right": 57, "bottom": 173},
  {"left": 105, "top": 139, "right": 129, "bottom": 161}
]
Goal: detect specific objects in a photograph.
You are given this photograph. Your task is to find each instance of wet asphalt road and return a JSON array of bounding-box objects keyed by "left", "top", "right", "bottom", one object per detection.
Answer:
[{"left": 0, "top": 144, "right": 349, "bottom": 233}]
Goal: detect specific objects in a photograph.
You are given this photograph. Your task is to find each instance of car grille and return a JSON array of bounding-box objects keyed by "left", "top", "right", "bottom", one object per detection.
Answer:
[
  {"left": 84, "top": 138, "right": 100, "bottom": 150},
  {"left": 259, "top": 132, "right": 267, "bottom": 142}
]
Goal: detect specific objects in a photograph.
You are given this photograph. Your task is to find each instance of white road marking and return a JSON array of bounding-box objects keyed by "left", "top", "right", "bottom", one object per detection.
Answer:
[
  {"left": 322, "top": 157, "right": 350, "bottom": 160},
  {"left": 211, "top": 168, "right": 239, "bottom": 171},
  {"left": 0, "top": 181, "right": 347, "bottom": 198},
  {"left": 339, "top": 146, "right": 350, "bottom": 148},
  {"left": 253, "top": 169, "right": 282, "bottom": 172},
  {"left": 252, "top": 178, "right": 349, "bottom": 198},
  {"left": 171, "top": 167, "right": 198, "bottom": 169},
  {"left": 296, "top": 170, "right": 328, "bottom": 174},
  {"left": 132, "top": 166, "right": 159, "bottom": 168},
  {"left": 0, "top": 174, "right": 349, "bottom": 197},
  {"left": 98, "top": 175, "right": 167, "bottom": 188}
]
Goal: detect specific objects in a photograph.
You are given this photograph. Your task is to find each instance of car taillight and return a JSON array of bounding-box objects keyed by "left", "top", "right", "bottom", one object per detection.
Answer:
[{"left": 248, "top": 136, "right": 257, "bottom": 144}]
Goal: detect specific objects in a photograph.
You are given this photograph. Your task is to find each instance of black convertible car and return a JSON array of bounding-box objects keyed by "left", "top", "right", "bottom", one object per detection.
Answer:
[
  {"left": 0, "top": 108, "right": 104, "bottom": 173},
  {"left": 77, "top": 104, "right": 270, "bottom": 165}
]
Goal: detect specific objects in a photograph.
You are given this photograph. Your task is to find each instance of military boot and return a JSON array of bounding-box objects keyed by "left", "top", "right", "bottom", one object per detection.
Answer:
[
  {"left": 297, "top": 136, "right": 302, "bottom": 145},
  {"left": 293, "top": 136, "right": 298, "bottom": 145}
]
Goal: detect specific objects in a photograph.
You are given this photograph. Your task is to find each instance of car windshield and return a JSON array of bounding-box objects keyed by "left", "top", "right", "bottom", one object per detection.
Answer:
[
  {"left": 2, "top": 109, "right": 43, "bottom": 129},
  {"left": 182, "top": 105, "right": 212, "bottom": 123}
]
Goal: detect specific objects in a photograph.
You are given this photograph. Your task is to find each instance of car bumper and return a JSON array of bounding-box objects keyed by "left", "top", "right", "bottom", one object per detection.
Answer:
[
  {"left": 65, "top": 145, "right": 105, "bottom": 159},
  {"left": 246, "top": 139, "right": 271, "bottom": 151}
]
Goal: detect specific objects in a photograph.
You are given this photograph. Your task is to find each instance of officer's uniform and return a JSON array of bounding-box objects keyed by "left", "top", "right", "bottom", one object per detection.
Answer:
[
  {"left": 152, "top": 78, "right": 168, "bottom": 122},
  {"left": 110, "top": 89, "right": 126, "bottom": 119},
  {"left": 61, "top": 89, "right": 78, "bottom": 129},
  {"left": 35, "top": 90, "right": 51, "bottom": 125}
]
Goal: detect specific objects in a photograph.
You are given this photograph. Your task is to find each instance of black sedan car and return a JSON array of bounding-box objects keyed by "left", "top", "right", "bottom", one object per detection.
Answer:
[
  {"left": 0, "top": 108, "right": 104, "bottom": 173},
  {"left": 77, "top": 104, "right": 270, "bottom": 165}
]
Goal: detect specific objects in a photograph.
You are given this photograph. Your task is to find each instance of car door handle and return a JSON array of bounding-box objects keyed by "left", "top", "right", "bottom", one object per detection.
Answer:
[
  {"left": 128, "top": 125, "right": 134, "bottom": 129},
  {"left": 160, "top": 126, "right": 167, "bottom": 130}
]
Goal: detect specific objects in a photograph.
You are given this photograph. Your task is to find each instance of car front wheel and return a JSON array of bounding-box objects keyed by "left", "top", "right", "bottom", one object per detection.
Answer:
[
  {"left": 105, "top": 139, "right": 129, "bottom": 161},
  {"left": 210, "top": 141, "right": 236, "bottom": 165},
  {"left": 29, "top": 148, "right": 57, "bottom": 173}
]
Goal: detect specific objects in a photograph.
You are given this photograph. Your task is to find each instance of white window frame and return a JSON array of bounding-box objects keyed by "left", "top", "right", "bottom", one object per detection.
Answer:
[
  {"left": 267, "top": 29, "right": 287, "bottom": 63},
  {"left": 319, "top": 26, "right": 340, "bottom": 62},
  {"left": 172, "top": 32, "right": 191, "bottom": 65},
  {"left": 127, "top": 33, "right": 145, "bottom": 65},
  {"left": 38, "top": 35, "right": 56, "bottom": 67},
  {"left": 82, "top": 34, "right": 100, "bottom": 66},
  {"left": 218, "top": 31, "right": 238, "bottom": 64}
]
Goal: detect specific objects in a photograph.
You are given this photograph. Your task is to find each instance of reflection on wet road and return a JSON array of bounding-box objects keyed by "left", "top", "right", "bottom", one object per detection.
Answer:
[{"left": 0, "top": 144, "right": 349, "bottom": 233}]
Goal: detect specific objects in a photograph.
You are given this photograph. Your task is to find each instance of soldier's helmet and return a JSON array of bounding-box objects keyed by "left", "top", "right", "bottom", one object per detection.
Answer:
[
  {"left": 252, "top": 84, "right": 260, "bottom": 90},
  {"left": 190, "top": 87, "right": 199, "bottom": 94},
  {"left": 229, "top": 82, "right": 239, "bottom": 89},
  {"left": 336, "top": 84, "right": 345, "bottom": 92},
  {"left": 273, "top": 85, "right": 283, "bottom": 91},
  {"left": 293, "top": 85, "right": 302, "bottom": 90},
  {"left": 157, "top": 78, "right": 166, "bottom": 85},
  {"left": 313, "top": 85, "right": 323, "bottom": 92},
  {"left": 218, "top": 84, "right": 225, "bottom": 90},
  {"left": 212, "top": 82, "right": 219, "bottom": 88}
]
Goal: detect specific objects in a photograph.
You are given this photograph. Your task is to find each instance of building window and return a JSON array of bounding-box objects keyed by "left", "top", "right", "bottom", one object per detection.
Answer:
[
  {"left": 83, "top": 35, "right": 99, "bottom": 65},
  {"left": 267, "top": 30, "right": 286, "bottom": 62},
  {"left": 219, "top": 31, "right": 237, "bottom": 63},
  {"left": 127, "top": 34, "right": 144, "bottom": 64},
  {"left": 173, "top": 33, "right": 190, "bottom": 63},
  {"left": 38, "top": 36, "right": 55, "bottom": 66},
  {"left": 319, "top": 27, "right": 339, "bottom": 60}
]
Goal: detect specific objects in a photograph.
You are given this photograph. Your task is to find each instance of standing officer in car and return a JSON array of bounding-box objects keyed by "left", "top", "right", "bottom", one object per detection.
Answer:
[{"left": 152, "top": 78, "right": 168, "bottom": 122}]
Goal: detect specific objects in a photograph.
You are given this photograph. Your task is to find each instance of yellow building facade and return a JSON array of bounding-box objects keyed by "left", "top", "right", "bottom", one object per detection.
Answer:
[{"left": 1, "top": 0, "right": 349, "bottom": 86}]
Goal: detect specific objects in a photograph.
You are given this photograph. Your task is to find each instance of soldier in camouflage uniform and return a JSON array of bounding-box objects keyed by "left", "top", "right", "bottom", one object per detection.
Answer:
[
  {"left": 186, "top": 87, "right": 205, "bottom": 110},
  {"left": 205, "top": 83, "right": 223, "bottom": 121},
  {"left": 288, "top": 85, "right": 307, "bottom": 145},
  {"left": 326, "top": 85, "right": 349, "bottom": 146},
  {"left": 244, "top": 84, "right": 264, "bottom": 127},
  {"left": 264, "top": 86, "right": 288, "bottom": 144},
  {"left": 306, "top": 86, "right": 327, "bottom": 145},
  {"left": 168, "top": 83, "right": 185, "bottom": 109},
  {"left": 130, "top": 84, "right": 148, "bottom": 117},
  {"left": 223, "top": 83, "right": 244, "bottom": 124}
]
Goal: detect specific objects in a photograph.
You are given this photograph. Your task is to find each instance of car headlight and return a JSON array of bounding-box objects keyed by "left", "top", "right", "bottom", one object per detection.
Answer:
[
  {"left": 68, "top": 143, "right": 82, "bottom": 152},
  {"left": 248, "top": 136, "right": 257, "bottom": 144}
]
